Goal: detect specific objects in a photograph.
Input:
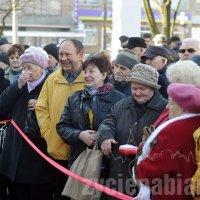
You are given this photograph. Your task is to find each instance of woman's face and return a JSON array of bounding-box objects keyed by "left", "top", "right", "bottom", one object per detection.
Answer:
[
  {"left": 167, "top": 97, "right": 183, "bottom": 119},
  {"left": 9, "top": 52, "right": 21, "bottom": 69},
  {"left": 84, "top": 64, "right": 107, "bottom": 89},
  {"left": 131, "top": 82, "right": 154, "bottom": 104},
  {"left": 22, "top": 62, "right": 44, "bottom": 82}
]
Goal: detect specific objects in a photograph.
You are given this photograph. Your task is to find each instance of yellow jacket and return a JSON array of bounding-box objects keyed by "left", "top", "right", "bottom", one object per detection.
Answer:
[
  {"left": 36, "top": 67, "right": 85, "bottom": 160},
  {"left": 191, "top": 127, "right": 200, "bottom": 199}
]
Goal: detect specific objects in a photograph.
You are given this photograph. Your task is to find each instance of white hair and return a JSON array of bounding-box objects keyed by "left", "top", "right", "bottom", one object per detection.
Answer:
[
  {"left": 180, "top": 38, "right": 200, "bottom": 50},
  {"left": 166, "top": 60, "right": 200, "bottom": 86}
]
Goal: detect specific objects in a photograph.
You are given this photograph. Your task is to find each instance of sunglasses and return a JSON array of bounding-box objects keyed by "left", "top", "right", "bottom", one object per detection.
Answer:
[{"left": 178, "top": 48, "right": 196, "bottom": 53}]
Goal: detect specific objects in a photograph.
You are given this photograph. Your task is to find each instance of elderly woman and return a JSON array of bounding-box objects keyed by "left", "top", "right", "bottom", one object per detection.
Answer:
[
  {"left": 56, "top": 53, "right": 125, "bottom": 167},
  {"left": 0, "top": 46, "right": 53, "bottom": 200},
  {"left": 98, "top": 64, "right": 167, "bottom": 198},
  {"left": 153, "top": 60, "right": 200, "bottom": 127},
  {"left": 135, "top": 83, "right": 200, "bottom": 200}
]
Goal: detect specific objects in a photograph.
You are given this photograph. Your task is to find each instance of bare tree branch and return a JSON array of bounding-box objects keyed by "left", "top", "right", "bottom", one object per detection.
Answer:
[
  {"left": 170, "top": 0, "right": 182, "bottom": 36},
  {"left": 160, "top": 0, "right": 171, "bottom": 40},
  {"left": 0, "top": 0, "right": 33, "bottom": 36},
  {"left": 143, "top": 0, "right": 181, "bottom": 40},
  {"left": 8, "top": 0, "right": 12, "bottom": 6},
  {"left": 143, "top": 0, "right": 159, "bottom": 35},
  {"left": 0, "top": 8, "right": 12, "bottom": 36},
  {"left": 0, "top": 9, "right": 9, "bottom": 12},
  {"left": 152, "top": 0, "right": 162, "bottom": 13},
  {"left": 164, "top": 0, "right": 171, "bottom": 7},
  {"left": 153, "top": 0, "right": 162, "bottom": 8}
]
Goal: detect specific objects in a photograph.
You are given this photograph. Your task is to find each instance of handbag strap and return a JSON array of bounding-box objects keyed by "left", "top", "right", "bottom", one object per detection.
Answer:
[{"left": 92, "top": 135, "right": 100, "bottom": 150}]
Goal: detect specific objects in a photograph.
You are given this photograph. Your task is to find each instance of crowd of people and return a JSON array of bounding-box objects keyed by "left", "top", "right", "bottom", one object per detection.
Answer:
[{"left": 0, "top": 33, "right": 200, "bottom": 200}]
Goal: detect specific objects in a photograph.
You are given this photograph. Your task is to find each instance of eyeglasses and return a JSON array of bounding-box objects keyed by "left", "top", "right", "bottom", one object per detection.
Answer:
[{"left": 178, "top": 48, "right": 196, "bottom": 53}]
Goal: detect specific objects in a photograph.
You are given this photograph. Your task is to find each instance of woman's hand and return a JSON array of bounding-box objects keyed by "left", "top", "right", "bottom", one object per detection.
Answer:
[
  {"left": 101, "top": 138, "right": 117, "bottom": 156},
  {"left": 78, "top": 130, "right": 98, "bottom": 146},
  {"left": 18, "top": 71, "right": 31, "bottom": 89}
]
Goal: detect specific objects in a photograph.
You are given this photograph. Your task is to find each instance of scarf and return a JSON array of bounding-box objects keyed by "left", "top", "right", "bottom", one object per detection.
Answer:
[
  {"left": 10, "top": 67, "right": 23, "bottom": 75},
  {"left": 27, "top": 71, "right": 46, "bottom": 93}
]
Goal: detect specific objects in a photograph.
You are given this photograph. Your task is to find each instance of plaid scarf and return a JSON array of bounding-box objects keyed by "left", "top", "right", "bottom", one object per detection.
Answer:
[{"left": 83, "top": 83, "right": 113, "bottom": 98}]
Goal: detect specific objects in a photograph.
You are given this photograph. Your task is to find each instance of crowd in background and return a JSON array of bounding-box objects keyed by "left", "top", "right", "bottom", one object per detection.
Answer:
[{"left": 0, "top": 33, "right": 200, "bottom": 200}]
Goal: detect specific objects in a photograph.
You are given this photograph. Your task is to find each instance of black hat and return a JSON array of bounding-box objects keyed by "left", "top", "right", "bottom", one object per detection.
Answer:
[
  {"left": 0, "top": 37, "right": 9, "bottom": 46},
  {"left": 170, "top": 36, "right": 181, "bottom": 43},
  {"left": 127, "top": 37, "right": 147, "bottom": 49},
  {"left": 142, "top": 33, "right": 152, "bottom": 39},
  {"left": 119, "top": 35, "right": 129, "bottom": 48},
  {"left": 43, "top": 43, "right": 59, "bottom": 61},
  {"left": 115, "top": 51, "right": 138, "bottom": 70},
  {"left": 0, "top": 50, "right": 10, "bottom": 66},
  {"left": 141, "top": 46, "right": 171, "bottom": 60},
  {"left": 191, "top": 55, "right": 200, "bottom": 66}
]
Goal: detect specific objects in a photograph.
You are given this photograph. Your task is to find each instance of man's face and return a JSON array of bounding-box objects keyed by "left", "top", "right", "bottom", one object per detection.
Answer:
[
  {"left": 133, "top": 47, "right": 146, "bottom": 61},
  {"left": 144, "top": 38, "right": 152, "bottom": 47},
  {"left": 170, "top": 41, "right": 179, "bottom": 49},
  {"left": 145, "top": 56, "right": 166, "bottom": 71},
  {"left": 178, "top": 41, "right": 200, "bottom": 61},
  {"left": 113, "top": 64, "right": 132, "bottom": 82},
  {"left": 59, "top": 40, "right": 83, "bottom": 73},
  {"left": 131, "top": 82, "right": 154, "bottom": 104}
]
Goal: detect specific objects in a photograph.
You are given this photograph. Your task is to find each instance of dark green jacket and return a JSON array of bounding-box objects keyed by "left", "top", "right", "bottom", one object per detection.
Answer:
[{"left": 98, "top": 91, "right": 167, "bottom": 197}]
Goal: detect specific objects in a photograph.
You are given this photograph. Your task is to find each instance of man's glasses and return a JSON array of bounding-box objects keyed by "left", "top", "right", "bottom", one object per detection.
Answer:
[{"left": 178, "top": 48, "right": 196, "bottom": 54}]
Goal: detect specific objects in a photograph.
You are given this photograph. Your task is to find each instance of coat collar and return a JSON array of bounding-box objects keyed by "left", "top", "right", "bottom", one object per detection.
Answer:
[
  {"left": 122, "top": 91, "right": 166, "bottom": 112},
  {"left": 81, "top": 87, "right": 115, "bottom": 103},
  {"left": 54, "top": 67, "right": 85, "bottom": 84}
]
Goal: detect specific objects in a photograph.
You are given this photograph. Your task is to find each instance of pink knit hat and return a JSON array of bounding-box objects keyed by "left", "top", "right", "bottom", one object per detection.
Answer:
[
  {"left": 19, "top": 46, "right": 48, "bottom": 69},
  {"left": 168, "top": 83, "right": 200, "bottom": 113}
]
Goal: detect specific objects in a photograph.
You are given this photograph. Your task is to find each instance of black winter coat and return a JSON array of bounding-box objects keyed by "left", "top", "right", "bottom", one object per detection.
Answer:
[
  {"left": 158, "top": 66, "right": 169, "bottom": 99},
  {"left": 0, "top": 78, "right": 53, "bottom": 183},
  {"left": 0, "top": 68, "right": 9, "bottom": 95},
  {"left": 56, "top": 87, "right": 125, "bottom": 166},
  {"left": 0, "top": 68, "right": 10, "bottom": 120},
  {"left": 111, "top": 77, "right": 132, "bottom": 97},
  {"left": 98, "top": 91, "right": 167, "bottom": 197}
]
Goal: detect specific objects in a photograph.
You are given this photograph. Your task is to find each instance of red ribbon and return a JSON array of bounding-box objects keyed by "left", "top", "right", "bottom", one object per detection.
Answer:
[{"left": 10, "top": 120, "right": 136, "bottom": 200}]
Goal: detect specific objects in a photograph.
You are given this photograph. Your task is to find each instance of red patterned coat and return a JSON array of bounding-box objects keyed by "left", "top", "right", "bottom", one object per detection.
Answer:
[{"left": 135, "top": 113, "right": 200, "bottom": 200}]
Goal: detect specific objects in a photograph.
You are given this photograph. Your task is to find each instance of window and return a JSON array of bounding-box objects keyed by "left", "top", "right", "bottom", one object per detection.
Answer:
[
  {"left": 179, "top": 0, "right": 189, "bottom": 10},
  {"left": 196, "top": 0, "right": 200, "bottom": 10},
  {"left": 79, "top": 0, "right": 101, "bottom": 7},
  {"left": 23, "top": 0, "right": 61, "bottom": 15},
  {"left": 83, "top": 25, "right": 98, "bottom": 46},
  {"left": 105, "top": 27, "right": 112, "bottom": 51}
]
